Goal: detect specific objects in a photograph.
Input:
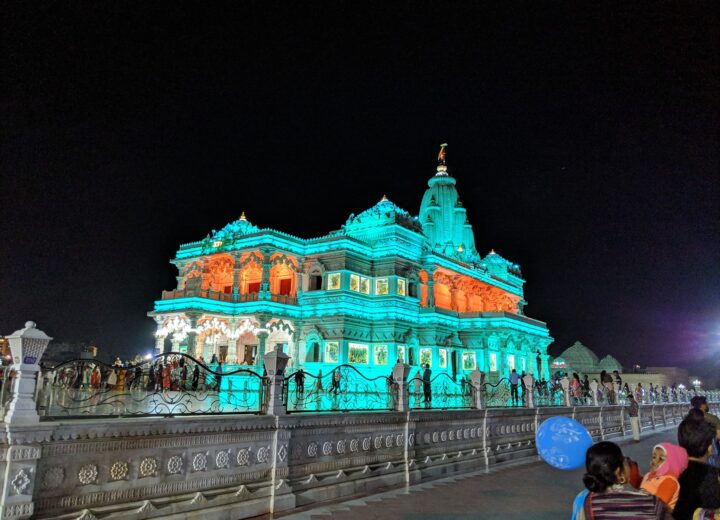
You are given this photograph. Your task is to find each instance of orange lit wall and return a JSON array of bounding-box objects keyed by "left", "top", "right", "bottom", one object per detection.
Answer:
[{"left": 430, "top": 267, "right": 520, "bottom": 313}]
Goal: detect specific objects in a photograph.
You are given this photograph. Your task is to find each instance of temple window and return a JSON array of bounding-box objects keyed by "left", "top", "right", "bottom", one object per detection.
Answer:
[
  {"left": 507, "top": 354, "right": 516, "bottom": 371},
  {"left": 375, "top": 278, "right": 389, "bottom": 295},
  {"left": 420, "top": 348, "right": 432, "bottom": 367},
  {"left": 489, "top": 352, "right": 498, "bottom": 372},
  {"left": 248, "top": 282, "right": 260, "bottom": 294},
  {"left": 397, "top": 278, "right": 407, "bottom": 296},
  {"left": 327, "top": 273, "right": 341, "bottom": 290},
  {"left": 374, "top": 345, "right": 388, "bottom": 365},
  {"left": 397, "top": 345, "right": 406, "bottom": 363},
  {"left": 462, "top": 352, "right": 477, "bottom": 370},
  {"left": 348, "top": 343, "right": 369, "bottom": 364},
  {"left": 408, "top": 347, "right": 417, "bottom": 366},
  {"left": 306, "top": 342, "right": 321, "bottom": 362},
  {"left": 324, "top": 342, "right": 339, "bottom": 363},
  {"left": 279, "top": 278, "right": 292, "bottom": 296},
  {"left": 521, "top": 357, "right": 527, "bottom": 372},
  {"left": 438, "top": 348, "right": 447, "bottom": 368},
  {"left": 308, "top": 273, "right": 322, "bottom": 291}
]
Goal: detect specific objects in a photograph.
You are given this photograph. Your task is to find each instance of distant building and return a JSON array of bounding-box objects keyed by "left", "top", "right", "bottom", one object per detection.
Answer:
[
  {"left": 550, "top": 341, "right": 688, "bottom": 389},
  {"left": 42, "top": 341, "right": 97, "bottom": 367}
]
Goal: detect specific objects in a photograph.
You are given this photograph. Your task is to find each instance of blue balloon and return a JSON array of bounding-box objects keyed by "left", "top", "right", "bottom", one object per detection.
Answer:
[{"left": 536, "top": 416, "right": 593, "bottom": 470}]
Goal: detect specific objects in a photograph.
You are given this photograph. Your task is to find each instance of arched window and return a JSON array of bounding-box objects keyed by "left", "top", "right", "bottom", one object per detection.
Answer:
[
  {"left": 308, "top": 272, "right": 322, "bottom": 291},
  {"left": 306, "top": 342, "right": 320, "bottom": 362}
]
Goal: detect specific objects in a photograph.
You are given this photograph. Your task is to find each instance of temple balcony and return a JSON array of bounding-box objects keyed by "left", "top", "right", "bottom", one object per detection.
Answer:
[{"left": 160, "top": 289, "right": 297, "bottom": 305}]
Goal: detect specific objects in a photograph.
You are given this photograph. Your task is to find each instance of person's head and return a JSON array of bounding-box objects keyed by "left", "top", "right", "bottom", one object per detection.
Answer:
[
  {"left": 678, "top": 416, "right": 716, "bottom": 460},
  {"left": 601, "top": 370, "right": 607, "bottom": 378},
  {"left": 649, "top": 443, "right": 688, "bottom": 478},
  {"left": 691, "top": 395, "right": 709, "bottom": 413},
  {"left": 628, "top": 394, "right": 636, "bottom": 401},
  {"left": 583, "top": 442, "right": 628, "bottom": 493},
  {"left": 511, "top": 368, "right": 516, "bottom": 373},
  {"left": 573, "top": 372, "right": 580, "bottom": 381}
]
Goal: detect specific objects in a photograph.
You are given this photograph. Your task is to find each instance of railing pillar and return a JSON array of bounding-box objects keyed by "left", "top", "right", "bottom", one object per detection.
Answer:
[
  {"left": 4, "top": 322, "right": 51, "bottom": 425},
  {"left": 590, "top": 380, "right": 599, "bottom": 406},
  {"left": 560, "top": 376, "right": 570, "bottom": 407},
  {"left": 522, "top": 374, "right": 535, "bottom": 408},
  {"left": 392, "top": 361, "right": 411, "bottom": 412},
  {"left": 470, "top": 369, "right": 485, "bottom": 409},
  {"left": 263, "top": 347, "right": 289, "bottom": 416}
]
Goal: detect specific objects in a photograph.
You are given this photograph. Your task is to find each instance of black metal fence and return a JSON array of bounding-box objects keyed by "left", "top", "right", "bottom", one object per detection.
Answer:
[
  {"left": 282, "top": 365, "right": 396, "bottom": 413},
  {"left": 36, "top": 353, "right": 266, "bottom": 418}
]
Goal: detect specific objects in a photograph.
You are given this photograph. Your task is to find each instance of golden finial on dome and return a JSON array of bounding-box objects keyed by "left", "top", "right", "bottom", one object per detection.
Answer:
[
  {"left": 239, "top": 212, "right": 247, "bottom": 221},
  {"left": 436, "top": 143, "right": 448, "bottom": 174},
  {"left": 380, "top": 194, "right": 389, "bottom": 202}
]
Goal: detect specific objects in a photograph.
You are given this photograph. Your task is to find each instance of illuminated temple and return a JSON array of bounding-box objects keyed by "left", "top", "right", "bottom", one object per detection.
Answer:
[{"left": 150, "top": 146, "right": 553, "bottom": 381}]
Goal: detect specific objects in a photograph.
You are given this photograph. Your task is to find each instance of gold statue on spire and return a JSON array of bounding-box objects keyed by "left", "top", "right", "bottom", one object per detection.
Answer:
[
  {"left": 436, "top": 143, "right": 449, "bottom": 174},
  {"left": 438, "top": 143, "right": 448, "bottom": 166}
]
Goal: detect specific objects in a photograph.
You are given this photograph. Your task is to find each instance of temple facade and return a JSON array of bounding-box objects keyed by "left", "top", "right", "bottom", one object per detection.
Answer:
[{"left": 149, "top": 146, "right": 553, "bottom": 381}]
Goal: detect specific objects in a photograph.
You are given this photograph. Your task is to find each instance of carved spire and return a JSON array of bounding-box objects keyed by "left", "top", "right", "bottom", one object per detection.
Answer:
[
  {"left": 436, "top": 143, "right": 448, "bottom": 175},
  {"left": 239, "top": 212, "right": 247, "bottom": 221}
]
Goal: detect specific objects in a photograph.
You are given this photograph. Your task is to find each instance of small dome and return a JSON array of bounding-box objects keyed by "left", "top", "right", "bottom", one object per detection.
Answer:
[
  {"left": 558, "top": 341, "right": 600, "bottom": 373},
  {"left": 210, "top": 213, "right": 260, "bottom": 241},
  {"left": 341, "top": 197, "right": 422, "bottom": 233},
  {"left": 598, "top": 355, "right": 623, "bottom": 373}
]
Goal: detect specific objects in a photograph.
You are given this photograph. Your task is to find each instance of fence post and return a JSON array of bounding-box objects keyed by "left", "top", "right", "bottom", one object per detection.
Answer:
[
  {"left": 522, "top": 373, "right": 534, "bottom": 408},
  {"left": 392, "top": 361, "right": 411, "bottom": 412},
  {"left": 1, "top": 322, "right": 52, "bottom": 520},
  {"left": 470, "top": 369, "right": 485, "bottom": 409},
  {"left": 560, "top": 376, "right": 570, "bottom": 407},
  {"left": 263, "top": 347, "right": 289, "bottom": 416},
  {"left": 590, "top": 380, "right": 599, "bottom": 406}
]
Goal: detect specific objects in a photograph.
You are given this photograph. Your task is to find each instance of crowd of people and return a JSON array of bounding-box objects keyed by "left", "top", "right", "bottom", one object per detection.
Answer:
[
  {"left": 45, "top": 355, "right": 223, "bottom": 393},
  {"left": 572, "top": 395, "right": 720, "bottom": 519}
]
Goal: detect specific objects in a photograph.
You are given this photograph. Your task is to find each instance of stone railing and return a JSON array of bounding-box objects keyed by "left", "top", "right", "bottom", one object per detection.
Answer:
[{"left": 1, "top": 401, "right": 710, "bottom": 520}]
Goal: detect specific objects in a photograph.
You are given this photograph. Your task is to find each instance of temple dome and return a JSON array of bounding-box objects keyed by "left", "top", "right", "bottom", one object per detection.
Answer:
[
  {"left": 558, "top": 341, "right": 599, "bottom": 373},
  {"left": 598, "top": 355, "right": 623, "bottom": 373},
  {"left": 210, "top": 212, "right": 260, "bottom": 241},
  {"left": 340, "top": 196, "right": 422, "bottom": 234}
]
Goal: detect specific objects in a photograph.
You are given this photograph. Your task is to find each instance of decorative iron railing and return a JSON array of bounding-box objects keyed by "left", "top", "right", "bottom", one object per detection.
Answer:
[
  {"left": 282, "top": 365, "right": 395, "bottom": 413},
  {"left": 407, "top": 373, "right": 473, "bottom": 410},
  {"left": 36, "top": 353, "right": 266, "bottom": 418},
  {"left": 531, "top": 380, "right": 565, "bottom": 407},
  {"left": 161, "top": 289, "right": 297, "bottom": 304}
]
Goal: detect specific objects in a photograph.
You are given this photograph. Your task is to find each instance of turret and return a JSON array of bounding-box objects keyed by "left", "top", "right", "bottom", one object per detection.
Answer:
[{"left": 419, "top": 144, "right": 481, "bottom": 263}]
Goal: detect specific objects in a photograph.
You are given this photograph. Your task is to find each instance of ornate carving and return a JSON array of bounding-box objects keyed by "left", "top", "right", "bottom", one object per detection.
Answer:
[
  {"left": 192, "top": 453, "right": 207, "bottom": 472},
  {"left": 78, "top": 464, "right": 98, "bottom": 485},
  {"left": 350, "top": 439, "right": 359, "bottom": 452},
  {"left": 109, "top": 461, "right": 129, "bottom": 481},
  {"left": 11, "top": 468, "right": 31, "bottom": 495},
  {"left": 322, "top": 442, "right": 332, "bottom": 456},
  {"left": 307, "top": 443, "right": 318, "bottom": 457},
  {"left": 167, "top": 455, "right": 183, "bottom": 475},
  {"left": 336, "top": 440, "right": 346, "bottom": 454},
  {"left": 256, "top": 447, "right": 270, "bottom": 463},
  {"left": 236, "top": 449, "right": 250, "bottom": 466},
  {"left": 277, "top": 444, "right": 288, "bottom": 462},
  {"left": 131, "top": 457, "right": 155, "bottom": 479},
  {"left": 215, "top": 450, "right": 230, "bottom": 469}
]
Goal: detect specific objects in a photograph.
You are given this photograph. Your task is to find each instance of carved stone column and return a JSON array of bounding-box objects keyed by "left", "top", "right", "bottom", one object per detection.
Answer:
[
  {"left": 255, "top": 331, "right": 269, "bottom": 368},
  {"left": 259, "top": 248, "right": 272, "bottom": 301},
  {"left": 426, "top": 278, "right": 436, "bottom": 308},
  {"left": 185, "top": 312, "right": 201, "bottom": 357}
]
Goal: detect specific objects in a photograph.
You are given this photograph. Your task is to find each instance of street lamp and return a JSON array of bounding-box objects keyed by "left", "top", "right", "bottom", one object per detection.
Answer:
[{"left": 692, "top": 379, "right": 702, "bottom": 388}]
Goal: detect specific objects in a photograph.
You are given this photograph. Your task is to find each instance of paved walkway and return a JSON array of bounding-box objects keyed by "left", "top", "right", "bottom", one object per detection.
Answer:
[{"left": 281, "top": 430, "right": 676, "bottom": 520}]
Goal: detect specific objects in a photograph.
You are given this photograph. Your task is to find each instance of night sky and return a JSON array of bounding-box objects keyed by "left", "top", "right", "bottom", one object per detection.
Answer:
[{"left": 2, "top": 3, "right": 718, "bottom": 381}]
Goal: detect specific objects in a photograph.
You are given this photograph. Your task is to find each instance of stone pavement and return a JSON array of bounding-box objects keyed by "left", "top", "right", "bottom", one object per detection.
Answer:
[{"left": 279, "top": 430, "right": 676, "bottom": 520}]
